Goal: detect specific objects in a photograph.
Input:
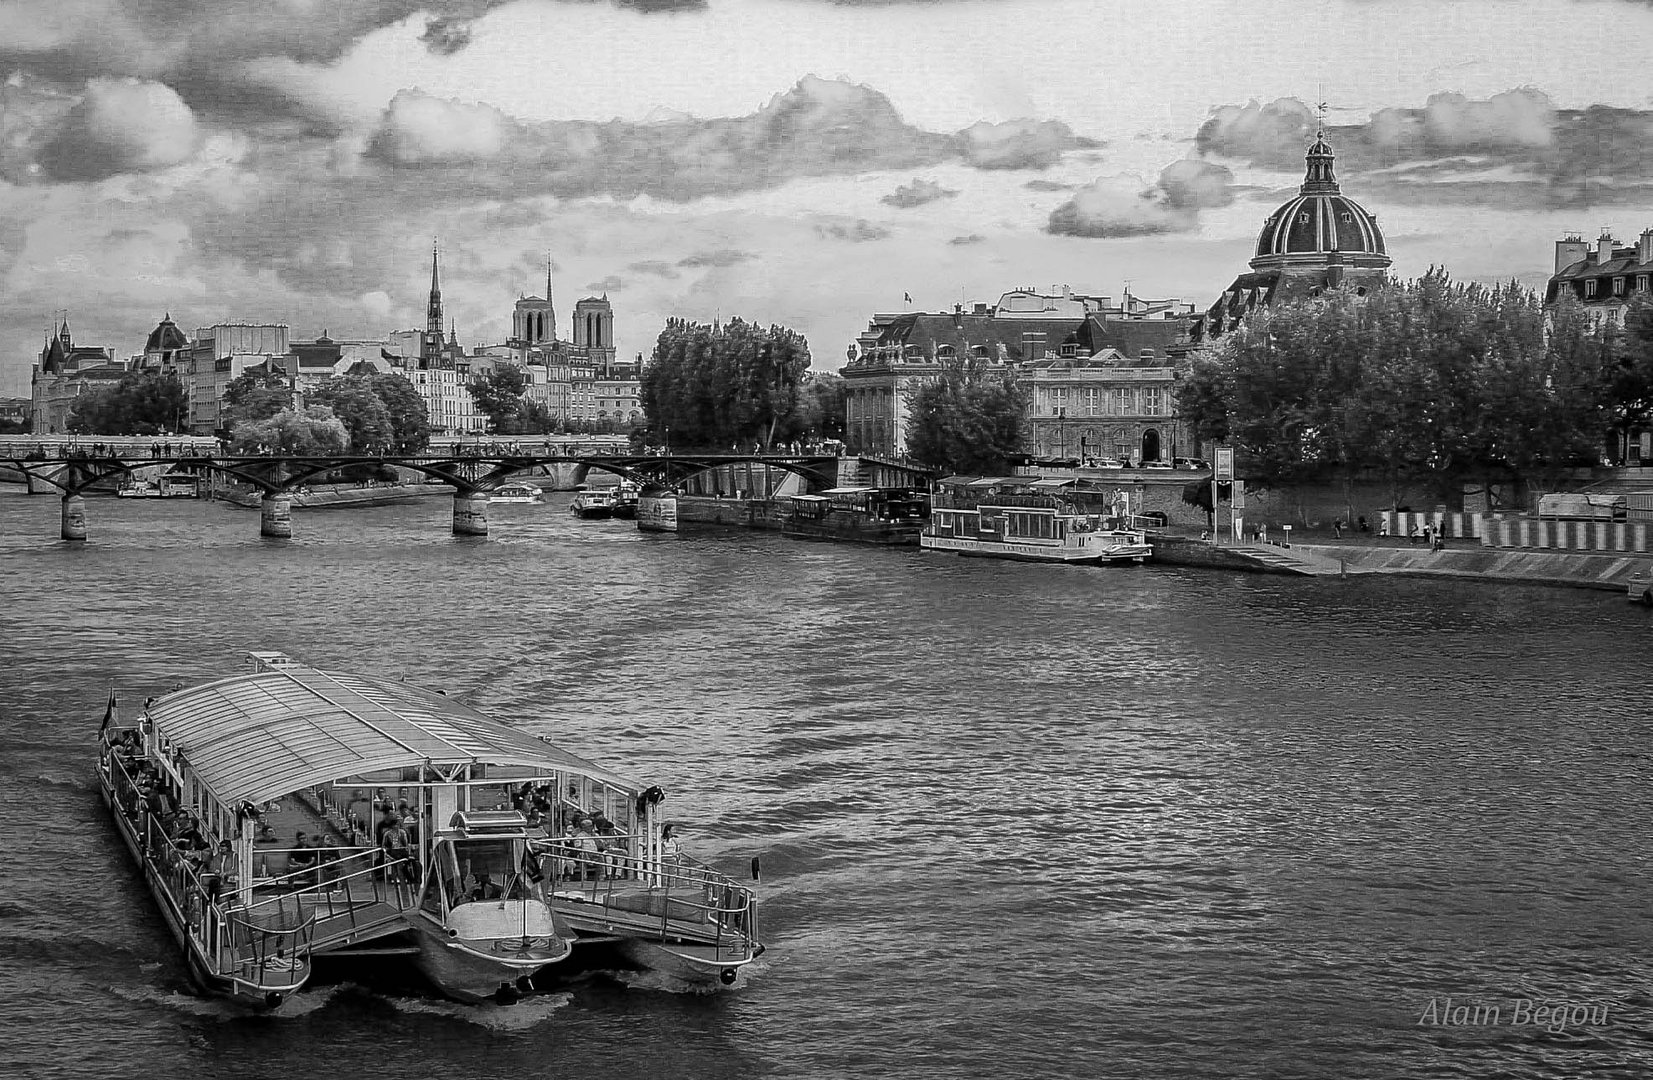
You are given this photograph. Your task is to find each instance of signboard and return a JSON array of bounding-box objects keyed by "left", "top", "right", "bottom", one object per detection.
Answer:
[
  {"left": 1215, "top": 445, "right": 1234, "bottom": 482},
  {"left": 1232, "top": 480, "right": 1245, "bottom": 510}
]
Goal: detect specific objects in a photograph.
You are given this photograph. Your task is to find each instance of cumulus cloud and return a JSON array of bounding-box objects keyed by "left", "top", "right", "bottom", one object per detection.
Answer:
[
  {"left": 1046, "top": 174, "right": 1190, "bottom": 238},
  {"left": 585, "top": 275, "right": 624, "bottom": 292},
  {"left": 361, "top": 76, "right": 958, "bottom": 201},
  {"left": 368, "top": 90, "right": 510, "bottom": 164},
  {"left": 1195, "top": 97, "right": 1318, "bottom": 169},
  {"left": 35, "top": 77, "right": 199, "bottom": 181},
  {"left": 881, "top": 178, "right": 958, "bottom": 208},
  {"left": 1045, "top": 158, "right": 1237, "bottom": 238},
  {"left": 957, "top": 118, "right": 1094, "bottom": 170},
  {"left": 1367, "top": 88, "right": 1554, "bottom": 159},
  {"left": 1156, "top": 158, "right": 1236, "bottom": 210},
  {"left": 816, "top": 219, "right": 891, "bottom": 242}
]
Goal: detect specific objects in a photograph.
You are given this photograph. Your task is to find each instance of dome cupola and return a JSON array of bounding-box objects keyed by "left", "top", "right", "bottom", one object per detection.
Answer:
[{"left": 1251, "top": 133, "right": 1390, "bottom": 271}]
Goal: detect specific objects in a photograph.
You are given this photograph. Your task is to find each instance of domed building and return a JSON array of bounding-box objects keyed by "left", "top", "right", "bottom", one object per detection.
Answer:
[
  {"left": 140, "top": 312, "right": 191, "bottom": 371},
  {"left": 1191, "top": 133, "right": 1392, "bottom": 341}
]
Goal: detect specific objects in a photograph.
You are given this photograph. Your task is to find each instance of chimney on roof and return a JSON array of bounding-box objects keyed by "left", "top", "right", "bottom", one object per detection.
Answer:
[
  {"left": 1556, "top": 234, "right": 1589, "bottom": 275},
  {"left": 1639, "top": 229, "right": 1653, "bottom": 267},
  {"left": 1598, "top": 230, "right": 1616, "bottom": 266}
]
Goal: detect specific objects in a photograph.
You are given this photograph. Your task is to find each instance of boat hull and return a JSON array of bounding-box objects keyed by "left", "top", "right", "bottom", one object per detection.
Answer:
[
  {"left": 637, "top": 492, "right": 678, "bottom": 533},
  {"left": 410, "top": 911, "right": 573, "bottom": 1003},
  {"left": 920, "top": 534, "right": 1150, "bottom": 564},
  {"left": 614, "top": 938, "right": 756, "bottom": 988}
]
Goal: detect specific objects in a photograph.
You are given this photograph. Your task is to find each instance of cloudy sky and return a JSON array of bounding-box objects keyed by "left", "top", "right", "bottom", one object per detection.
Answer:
[{"left": 7, "top": 0, "right": 1653, "bottom": 396}]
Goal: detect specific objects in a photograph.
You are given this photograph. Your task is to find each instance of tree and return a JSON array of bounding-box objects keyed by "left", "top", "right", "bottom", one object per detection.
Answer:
[
  {"left": 640, "top": 317, "right": 812, "bottom": 449},
  {"left": 470, "top": 366, "right": 528, "bottom": 432},
  {"left": 66, "top": 369, "right": 187, "bottom": 434},
  {"left": 228, "top": 405, "right": 349, "bottom": 454},
  {"left": 786, "top": 372, "right": 846, "bottom": 442},
  {"left": 903, "top": 356, "right": 1027, "bottom": 473},
  {"left": 1175, "top": 272, "right": 1618, "bottom": 515},
  {"left": 308, "top": 376, "right": 392, "bottom": 453},
  {"left": 222, "top": 369, "right": 294, "bottom": 428},
  {"left": 366, "top": 373, "right": 431, "bottom": 453}
]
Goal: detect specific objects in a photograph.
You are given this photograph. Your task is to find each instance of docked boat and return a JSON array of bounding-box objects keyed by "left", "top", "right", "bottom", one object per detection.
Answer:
[
  {"left": 784, "top": 487, "right": 929, "bottom": 546},
  {"left": 636, "top": 483, "right": 679, "bottom": 533},
  {"left": 570, "top": 488, "right": 616, "bottom": 519},
  {"left": 489, "top": 481, "right": 544, "bottom": 504},
  {"left": 921, "top": 477, "right": 1151, "bottom": 564},
  {"left": 96, "top": 650, "right": 762, "bottom": 1007},
  {"left": 117, "top": 479, "right": 162, "bottom": 498},
  {"left": 610, "top": 480, "right": 641, "bottom": 520}
]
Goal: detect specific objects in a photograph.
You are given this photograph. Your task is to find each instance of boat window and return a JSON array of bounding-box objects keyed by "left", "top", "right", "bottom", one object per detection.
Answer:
[{"left": 451, "top": 838, "right": 519, "bottom": 904}]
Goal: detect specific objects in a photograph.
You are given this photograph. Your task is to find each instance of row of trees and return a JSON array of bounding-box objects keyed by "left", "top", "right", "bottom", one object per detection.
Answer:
[
  {"left": 639, "top": 318, "right": 825, "bottom": 449},
  {"left": 221, "top": 371, "right": 430, "bottom": 455},
  {"left": 1177, "top": 271, "right": 1653, "bottom": 507},
  {"left": 66, "top": 370, "right": 188, "bottom": 435}
]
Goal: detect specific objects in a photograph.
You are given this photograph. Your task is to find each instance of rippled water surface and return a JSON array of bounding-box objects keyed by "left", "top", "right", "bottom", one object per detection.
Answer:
[{"left": 1, "top": 489, "right": 1650, "bottom": 1079}]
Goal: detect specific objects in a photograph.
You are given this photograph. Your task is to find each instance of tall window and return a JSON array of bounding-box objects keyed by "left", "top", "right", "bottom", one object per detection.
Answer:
[
  {"left": 1050, "top": 388, "right": 1069, "bottom": 415},
  {"left": 1615, "top": 277, "right": 1626, "bottom": 296},
  {"left": 1142, "top": 387, "right": 1164, "bottom": 416},
  {"left": 1586, "top": 279, "right": 1598, "bottom": 298},
  {"left": 1108, "top": 388, "right": 1130, "bottom": 415},
  {"left": 1084, "top": 388, "right": 1100, "bottom": 416}
]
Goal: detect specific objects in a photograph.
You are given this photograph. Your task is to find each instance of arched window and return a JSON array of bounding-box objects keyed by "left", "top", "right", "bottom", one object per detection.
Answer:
[{"left": 936, "top": 345, "right": 957, "bottom": 360}]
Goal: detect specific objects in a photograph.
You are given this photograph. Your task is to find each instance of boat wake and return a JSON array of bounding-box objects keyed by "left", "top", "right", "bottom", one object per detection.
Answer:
[
  {"left": 106, "top": 983, "right": 248, "bottom": 1019},
  {"left": 390, "top": 992, "right": 574, "bottom": 1030}
]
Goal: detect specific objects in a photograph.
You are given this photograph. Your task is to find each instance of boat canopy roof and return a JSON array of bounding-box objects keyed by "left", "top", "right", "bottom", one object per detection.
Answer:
[
  {"left": 819, "top": 486, "right": 875, "bottom": 495},
  {"left": 146, "top": 663, "right": 638, "bottom": 804},
  {"left": 1028, "top": 477, "right": 1076, "bottom": 488}
]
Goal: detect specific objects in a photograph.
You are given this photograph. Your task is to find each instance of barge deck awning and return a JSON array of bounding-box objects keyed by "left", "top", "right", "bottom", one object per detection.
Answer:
[{"left": 145, "top": 665, "right": 638, "bottom": 804}]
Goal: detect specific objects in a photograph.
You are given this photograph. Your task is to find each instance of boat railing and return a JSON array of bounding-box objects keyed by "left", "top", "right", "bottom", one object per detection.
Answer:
[
  {"left": 235, "top": 848, "right": 419, "bottom": 943},
  {"left": 655, "top": 854, "right": 759, "bottom": 956}
]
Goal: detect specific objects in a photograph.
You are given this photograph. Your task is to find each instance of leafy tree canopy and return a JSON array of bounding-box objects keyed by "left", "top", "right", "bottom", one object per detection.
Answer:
[
  {"left": 1176, "top": 271, "right": 1618, "bottom": 503},
  {"left": 222, "top": 370, "right": 293, "bottom": 428},
  {"left": 903, "top": 356, "right": 1028, "bottom": 474},
  {"left": 228, "top": 405, "right": 349, "bottom": 455},
  {"left": 66, "top": 369, "right": 187, "bottom": 435},
  {"left": 470, "top": 366, "right": 528, "bottom": 433},
  {"left": 640, "top": 317, "right": 812, "bottom": 450}
]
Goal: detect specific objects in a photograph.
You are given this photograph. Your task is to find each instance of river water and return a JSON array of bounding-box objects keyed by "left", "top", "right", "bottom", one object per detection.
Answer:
[{"left": 1, "top": 488, "right": 1649, "bottom": 1080}]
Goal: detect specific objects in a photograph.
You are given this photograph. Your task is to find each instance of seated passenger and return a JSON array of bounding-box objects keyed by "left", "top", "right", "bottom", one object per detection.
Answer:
[
  {"left": 469, "top": 872, "right": 504, "bottom": 902},
  {"left": 286, "top": 831, "right": 319, "bottom": 887}
]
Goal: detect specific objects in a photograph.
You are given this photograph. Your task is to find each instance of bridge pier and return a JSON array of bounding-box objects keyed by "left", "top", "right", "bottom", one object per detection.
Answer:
[
  {"left": 60, "top": 494, "right": 87, "bottom": 541},
  {"left": 452, "top": 492, "right": 488, "bottom": 537},
  {"left": 260, "top": 494, "right": 293, "bottom": 539}
]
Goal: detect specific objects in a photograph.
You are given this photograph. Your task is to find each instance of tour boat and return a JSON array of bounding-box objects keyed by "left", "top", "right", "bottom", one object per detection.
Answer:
[
  {"left": 636, "top": 484, "right": 679, "bottom": 533},
  {"left": 96, "top": 650, "right": 761, "bottom": 1007},
  {"left": 489, "top": 481, "right": 544, "bottom": 504},
  {"left": 610, "top": 480, "right": 641, "bottom": 520},
  {"left": 784, "top": 487, "right": 929, "bottom": 546},
  {"left": 117, "top": 479, "right": 162, "bottom": 498},
  {"left": 570, "top": 488, "right": 616, "bottom": 519},
  {"left": 922, "top": 482, "right": 1152, "bottom": 565}
]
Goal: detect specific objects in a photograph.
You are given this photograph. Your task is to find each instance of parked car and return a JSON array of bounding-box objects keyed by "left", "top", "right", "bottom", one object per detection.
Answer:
[
  {"left": 1628, "top": 570, "right": 1653, "bottom": 606},
  {"left": 1173, "top": 457, "right": 1211, "bottom": 471},
  {"left": 1133, "top": 511, "right": 1170, "bottom": 528}
]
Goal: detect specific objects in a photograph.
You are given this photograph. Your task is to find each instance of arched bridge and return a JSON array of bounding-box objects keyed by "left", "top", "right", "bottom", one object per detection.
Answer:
[{"left": 0, "top": 447, "right": 939, "bottom": 541}]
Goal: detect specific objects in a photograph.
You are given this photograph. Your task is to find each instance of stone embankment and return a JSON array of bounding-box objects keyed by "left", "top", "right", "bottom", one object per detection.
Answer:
[{"left": 1293, "top": 542, "right": 1651, "bottom": 592}]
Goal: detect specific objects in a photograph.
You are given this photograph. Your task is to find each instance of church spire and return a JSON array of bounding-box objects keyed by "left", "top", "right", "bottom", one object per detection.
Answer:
[
  {"left": 545, "top": 253, "right": 556, "bottom": 344},
  {"left": 423, "top": 240, "right": 444, "bottom": 367}
]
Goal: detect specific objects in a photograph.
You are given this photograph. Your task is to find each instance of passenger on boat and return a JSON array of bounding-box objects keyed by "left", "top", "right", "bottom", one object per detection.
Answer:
[
  {"left": 562, "top": 816, "right": 601, "bottom": 880},
  {"left": 661, "top": 823, "right": 682, "bottom": 862},
  {"left": 201, "top": 840, "right": 236, "bottom": 901},
  {"left": 316, "top": 834, "right": 342, "bottom": 886},
  {"left": 593, "top": 815, "right": 629, "bottom": 878},
  {"left": 287, "top": 831, "right": 319, "bottom": 887},
  {"left": 380, "top": 815, "right": 417, "bottom": 884}
]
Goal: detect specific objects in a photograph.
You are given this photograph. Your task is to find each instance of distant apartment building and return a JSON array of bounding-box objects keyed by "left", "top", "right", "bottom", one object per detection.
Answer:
[
  {"left": 184, "top": 321, "right": 290, "bottom": 435},
  {"left": 1545, "top": 229, "right": 1653, "bottom": 328},
  {"left": 842, "top": 286, "right": 1191, "bottom": 459}
]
